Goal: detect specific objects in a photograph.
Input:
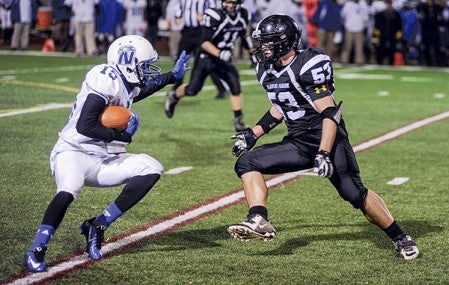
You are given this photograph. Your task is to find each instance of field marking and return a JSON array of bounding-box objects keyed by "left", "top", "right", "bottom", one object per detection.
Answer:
[
  {"left": 164, "top": 166, "right": 193, "bottom": 174},
  {"left": 4, "top": 110, "right": 448, "bottom": 285},
  {"left": 0, "top": 78, "right": 79, "bottom": 93},
  {"left": 0, "top": 103, "right": 73, "bottom": 117},
  {"left": 387, "top": 177, "right": 410, "bottom": 185}
]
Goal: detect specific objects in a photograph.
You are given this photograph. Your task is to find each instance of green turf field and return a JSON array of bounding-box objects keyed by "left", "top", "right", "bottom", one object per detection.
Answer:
[{"left": 1, "top": 52, "right": 448, "bottom": 284}]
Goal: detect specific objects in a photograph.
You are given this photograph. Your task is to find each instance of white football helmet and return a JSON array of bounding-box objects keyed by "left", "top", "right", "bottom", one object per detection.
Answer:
[{"left": 107, "top": 35, "right": 161, "bottom": 86}]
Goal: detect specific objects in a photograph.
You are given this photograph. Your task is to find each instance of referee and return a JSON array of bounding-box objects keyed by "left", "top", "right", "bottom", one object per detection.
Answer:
[{"left": 169, "top": 0, "right": 230, "bottom": 99}]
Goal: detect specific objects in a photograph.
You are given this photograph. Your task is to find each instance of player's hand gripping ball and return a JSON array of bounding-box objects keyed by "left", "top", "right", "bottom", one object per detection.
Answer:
[{"left": 99, "top": 105, "right": 132, "bottom": 131}]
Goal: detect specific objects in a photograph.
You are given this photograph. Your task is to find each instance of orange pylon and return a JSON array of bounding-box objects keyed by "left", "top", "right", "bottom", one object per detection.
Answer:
[{"left": 42, "top": 38, "right": 55, "bottom": 52}]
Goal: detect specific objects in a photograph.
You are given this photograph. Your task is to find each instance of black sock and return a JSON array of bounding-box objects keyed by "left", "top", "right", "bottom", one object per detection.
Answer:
[
  {"left": 234, "top": 110, "right": 242, "bottom": 118},
  {"left": 248, "top": 206, "right": 268, "bottom": 220},
  {"left": 383, "top": 220, "right": 405, "bottom": 241}
]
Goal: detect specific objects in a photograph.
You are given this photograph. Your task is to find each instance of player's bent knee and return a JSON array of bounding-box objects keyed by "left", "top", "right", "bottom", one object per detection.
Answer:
[
  {"left": 342, "top": 186, "right": 368, "bottom": 209},
  {"left": 234, "top": 151, "right": 260, "bottom": 177},
  {"left": 137, "top": 154, "right": 164, "bottom": 175}
]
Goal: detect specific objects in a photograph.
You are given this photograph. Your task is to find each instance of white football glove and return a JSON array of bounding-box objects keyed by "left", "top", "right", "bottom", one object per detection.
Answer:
[
  {"left": 219, "top": 50, "right": 233, "bottom": 62},
  {"left": 314, "top": 150, "right": 334, "bottom": 178},
  {"left": 231, "top": 129, "right": 257, "bottom": 157}
]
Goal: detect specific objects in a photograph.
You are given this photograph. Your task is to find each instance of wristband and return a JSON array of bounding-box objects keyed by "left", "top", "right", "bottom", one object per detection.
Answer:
[{"left": 256, "top": 110, "right": 282, "bottom": 134}]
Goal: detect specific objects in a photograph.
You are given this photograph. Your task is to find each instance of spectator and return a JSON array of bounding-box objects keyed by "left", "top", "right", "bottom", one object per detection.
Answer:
[
  {"left": 303, "top": 0, "right": 319, "bottom": 47},
  {"left": 366, "top": 0, "right": 386, "bottom": 63},
  {"left": 165, "top": 0, "right": 182, "bottom": 59},
  {"left": 417, "top": 0, "right": 445, "bottom": 66},
  {"left": 293, "top": 0, "right": 310, "bottom": 49},
  {"left": 64, "top": 0, "right": 100, "bottom": 56},
  {"left": 122, "top": 0, "right": 147, "bottom": 37},
  {"left": 441, "top": 0, "right": 449, "bottom": 62},
  {"left": 0, "top": 0, "right": 13, "bottom": 45},
  {"left": 145, "top": 0, "right": 162, "bottom": 45},
  {"left": 96, "top": 0, "right": 123, "bottom": 54},
  {"left": 312, "top": 0, "right": 342, "bottom": 60},
  {"left": 340, "top": 0, "right": 369, "bottom": 65},
  {"left": 10, "top": 0, "right": 39, "bottom": 50},
  {"left": 372, "top": 0, "right": 402, "bottom": 65},
  {"left": 51, "top": 0, "right": 71, "bottom": 51},
  {"left": 398, "top": 1, "right": 420, "bottom": 64}
]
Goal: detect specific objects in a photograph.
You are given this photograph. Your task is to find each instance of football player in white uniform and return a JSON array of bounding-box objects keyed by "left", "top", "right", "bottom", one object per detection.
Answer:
[{"left": 23, "top": 35, "right": 190, "bottom": 273}]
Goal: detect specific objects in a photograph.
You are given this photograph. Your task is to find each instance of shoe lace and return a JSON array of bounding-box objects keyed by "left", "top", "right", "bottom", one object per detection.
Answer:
[{"left": 395, "top": 236, "right": 416, "bottom": 250}]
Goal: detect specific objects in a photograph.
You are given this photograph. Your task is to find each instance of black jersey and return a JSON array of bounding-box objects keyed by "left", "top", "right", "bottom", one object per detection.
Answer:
[
  {"left": 201, "top": 7, "right": 251, "bottom": 52},
  {"left": 256, "top": 47, "right": 338, "bottom": 137}
]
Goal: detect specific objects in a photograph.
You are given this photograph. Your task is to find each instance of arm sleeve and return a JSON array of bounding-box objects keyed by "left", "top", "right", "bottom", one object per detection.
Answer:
[
  {"left": 76, "top": 94, "right": 131, "bottom": 143},
  {"left": 133, "top": 72, "right": 176, "bottom": 102}
]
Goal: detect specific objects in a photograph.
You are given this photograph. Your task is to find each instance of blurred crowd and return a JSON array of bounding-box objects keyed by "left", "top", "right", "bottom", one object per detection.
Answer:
[{"left": 0, "top": 0, "right": 448, "bottom": 66}]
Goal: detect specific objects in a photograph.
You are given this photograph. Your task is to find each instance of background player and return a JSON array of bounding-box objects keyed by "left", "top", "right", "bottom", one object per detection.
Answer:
[
  {"left": 164, "top": 0, "right": 254, "bottom": 132},
  {"left": 23, "top": 35, "right": 190, "bottom": 273},
  {"left": 227, "top": 14, "right": 419, "bottom": 260}
]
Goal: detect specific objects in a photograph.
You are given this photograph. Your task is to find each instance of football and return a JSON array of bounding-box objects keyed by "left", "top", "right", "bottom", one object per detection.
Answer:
[{"left": 99, "top": 105, "right": 132, "bottom": 131}]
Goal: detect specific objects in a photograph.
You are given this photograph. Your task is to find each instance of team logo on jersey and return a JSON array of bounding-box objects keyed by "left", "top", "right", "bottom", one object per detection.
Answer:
[
  {"left": 314, "top": 84, "right": 328, "bottom": 94},
  {"left": 118, "top": 45, "right": 136, "bottom": 66}
]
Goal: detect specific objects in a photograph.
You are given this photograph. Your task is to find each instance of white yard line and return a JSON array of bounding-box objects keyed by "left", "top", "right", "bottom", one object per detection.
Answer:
[{"left": 5, "top": 110, "right": 449, "bottom": 285}]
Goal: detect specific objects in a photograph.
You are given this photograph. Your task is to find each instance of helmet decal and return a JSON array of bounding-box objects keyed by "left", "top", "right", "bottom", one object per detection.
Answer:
[
  {"left": 117, "top": 46, "right": 137, "bottom": 66},
  {"left": 107, "top": 35, "right": 161, "bottom": 86}
]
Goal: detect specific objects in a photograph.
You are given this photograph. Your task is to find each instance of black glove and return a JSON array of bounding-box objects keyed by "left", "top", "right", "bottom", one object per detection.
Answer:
[
  {"left": 231, "top": 129, "right": 257, "bottom": 157},
  {"left": 314, "top": 150, "right": 334, "bottom": 178}
]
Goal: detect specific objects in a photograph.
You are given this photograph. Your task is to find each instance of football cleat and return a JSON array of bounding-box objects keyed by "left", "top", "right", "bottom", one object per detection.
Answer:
[
  {"left": 227, "top": 214, "right": 276, "bottom": 242},
  {"left": 23, "top": 246, "right": 47, "bottom": 273},
  {"left": 234, "top": 115, "right": 250, "bottom": 132},
  {"left": 393, "top": 234, "right": 420, "bottom": 260},
  {"left": 215, "top": 91, "right": 230, "bottom": 100},
  {"left": 79, "top": 218, "right": 106, "bottom": 260},
  {"left": 165, "top": 90, "right": 178, "bottom": 118}
]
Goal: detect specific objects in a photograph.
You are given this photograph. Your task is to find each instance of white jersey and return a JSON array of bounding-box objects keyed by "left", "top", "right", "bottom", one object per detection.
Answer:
[
  {"left": 49, "top": 63, "right": 163, "bottom": 196},
  {"left": 64, "top": 0, "right": 100, "bottom": 22},
  {"left": 52, "top": 64, "right": 141, "bottom": 157},
  {"left": 122, "top": 0, "right": 147, "bottom": 36}
]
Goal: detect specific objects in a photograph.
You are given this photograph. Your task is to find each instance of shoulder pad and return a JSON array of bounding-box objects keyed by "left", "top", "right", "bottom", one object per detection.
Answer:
[
  {"left": 239, "top": 7, "right": 249, "bottom": 20},
  {"left": 84, "top": 64, "right": 122, "bottom": 100},
  {"left": 205, "top": 8, "right": 221, "bottom": 21}
]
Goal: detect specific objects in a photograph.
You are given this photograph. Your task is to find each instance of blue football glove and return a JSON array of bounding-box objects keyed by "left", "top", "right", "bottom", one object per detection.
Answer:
[
  {"left": 313, "top": 150, "right": 334, "bottom": 178},
  {"left": 171, "top": 50, "right": 190, "bottom": 80},
  {"left": 124, "top": 111, "right": 139, "bottom": 137}
]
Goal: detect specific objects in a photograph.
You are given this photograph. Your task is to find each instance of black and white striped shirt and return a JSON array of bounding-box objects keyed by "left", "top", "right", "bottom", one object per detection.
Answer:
[{"left": 175, "top": 0, "right": 217, "bottom": 28}]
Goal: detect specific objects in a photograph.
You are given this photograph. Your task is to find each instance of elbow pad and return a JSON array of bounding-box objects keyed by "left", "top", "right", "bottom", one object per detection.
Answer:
[{"left": 321, "top": 101, "right": 343, "bottom": 125}]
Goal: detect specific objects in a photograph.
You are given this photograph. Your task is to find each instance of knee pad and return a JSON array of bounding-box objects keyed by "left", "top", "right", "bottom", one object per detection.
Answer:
[
  {"left": 341, "top": 185, "right": 368, "bottom": 209},
  {"left": 234, "top": 151, "right": 260, "bottom": 178}
]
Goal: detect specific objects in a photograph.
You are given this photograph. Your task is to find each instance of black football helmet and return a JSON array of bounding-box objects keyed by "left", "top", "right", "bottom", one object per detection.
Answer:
[
  {"left": 221, "top": 0, "right": 242, "bottom": 16},
  {"left": 252, "top": 14, "right": 301, "bottom": 63}
]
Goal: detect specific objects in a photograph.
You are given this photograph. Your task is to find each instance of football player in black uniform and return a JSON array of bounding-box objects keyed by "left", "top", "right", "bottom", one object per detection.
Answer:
[
  {"left": 164, "top": 0, "right": 254, "bottom": 132},
  {"left": 227, "top": 14, "right": 420, "bottom": 260}
]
